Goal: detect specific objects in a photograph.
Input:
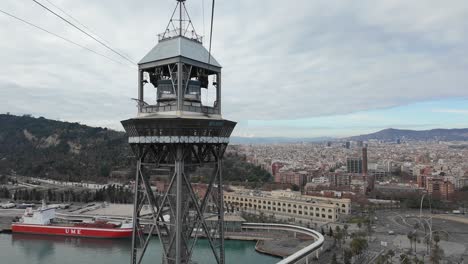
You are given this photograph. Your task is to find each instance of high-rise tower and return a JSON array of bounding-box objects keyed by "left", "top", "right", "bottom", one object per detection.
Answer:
[
  {"left": 362, "top": 147, "right": 368, "bottom": 176},
  {"left": 121, "top": 1, "right": 236, "bottom": 263}
]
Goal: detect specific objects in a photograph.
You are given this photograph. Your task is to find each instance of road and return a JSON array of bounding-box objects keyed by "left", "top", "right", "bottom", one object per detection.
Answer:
[{"left": 370, "top": 209, "right": 468, "bottom": 263}]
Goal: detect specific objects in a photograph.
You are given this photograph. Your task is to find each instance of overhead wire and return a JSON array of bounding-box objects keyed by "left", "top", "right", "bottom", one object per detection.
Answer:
[
  {"left": 202, "top": 0, "right": 208, "bottom": 104},
  {"left": 207, "top": 0, "right": 215, "bottom": 67},
  {"left": 42, "top": 0, "right": 113, "bottom": 48},
  {"left": 202, "top": 0, "right": 205, "bottom": 38},
  {"left": 42, "top": 0, "right": 135, "bottom": 64},
  {"left": 207, "top": 0, "right": 215, "bottom": 105},
  {"left": 31, "top": 0, "right": 137, "bottom": 66},
  {"left": 0, "top": 8, "right": 130, "bottom": 67}
]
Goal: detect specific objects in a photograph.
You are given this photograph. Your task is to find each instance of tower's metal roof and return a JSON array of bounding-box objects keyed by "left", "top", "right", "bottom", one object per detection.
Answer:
[{"left": 139, "top": 36, "right": 221, "bottom": 68}]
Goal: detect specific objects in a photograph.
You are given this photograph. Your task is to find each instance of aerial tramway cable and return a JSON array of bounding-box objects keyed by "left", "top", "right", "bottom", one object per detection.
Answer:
[
  {"left": 41, "top": 0, "right": 135, "bottom": 65},
  {"left": 207, "top": 0, "right": 215, "bottom": 106},
  {"left": 0, "top": 8, "right": 130, "bottom": 67},
  {"left": 207, "top": 0, "right": 215, "bottom": 67},
  {"left": 31, "top": 0, "right": 137, "bottom": 66},
  {"left": 42, "top": 0, "right": 121, "bottom": 51},
  {"left": 202, "top": 0, "right": 206, "bottom": 38}
]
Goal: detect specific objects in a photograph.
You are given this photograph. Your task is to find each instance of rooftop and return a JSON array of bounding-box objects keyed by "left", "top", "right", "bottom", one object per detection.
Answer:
[{"left": 139, "top": 36, "right": 221, "bottom": 68}]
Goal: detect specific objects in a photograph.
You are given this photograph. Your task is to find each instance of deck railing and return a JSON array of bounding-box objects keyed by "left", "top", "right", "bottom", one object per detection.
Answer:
[{"left": 140, "top": 104, "right": 219, "bottom": 115}]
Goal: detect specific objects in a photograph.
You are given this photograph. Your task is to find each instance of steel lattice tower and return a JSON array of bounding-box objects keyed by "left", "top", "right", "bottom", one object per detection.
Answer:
[{"left": 121, "top": 1, "right": 235, "bottom": 263}]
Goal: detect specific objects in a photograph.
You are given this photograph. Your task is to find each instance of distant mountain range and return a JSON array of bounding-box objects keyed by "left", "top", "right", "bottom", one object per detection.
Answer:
[
  {"left": 346, "top": 128, "right": 468, "bottom": 142},
  {"left": 230, "top": 136, "right": 333, "bottom": 144},
  {"left": 230, "top": 128, "right": 468, "bottom": 144}
]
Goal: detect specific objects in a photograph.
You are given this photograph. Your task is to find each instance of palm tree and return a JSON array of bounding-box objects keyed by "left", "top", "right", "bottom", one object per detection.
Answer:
[
  {"left": 344, "top": 249, "right": 352, "bottom": 264},
  {"left": 334, "top": 226, "right": 344, "bottom": 248},
  {"left": 407, "top": 232, "right": 414, "bottom": 253},
  {"left": 331, "top": 253, "right": 338, "bottom": 264},
  {"left": 387, "top": 249, "right": 395, "bottom": 263},
  {"left": 413, "top": 232, "right": 419, "bottom": 253},
  {"left": 350, "top": 237, "right": 368, "bottom": 257},
  {"left": 343, "top": 224, "right": 349, "bottom": 240},
  {"left": 413, "top": 255, "right": 424, "bottom": 264},
  {"left": 433, "top": 233, "right": 440, "bottom": 246},
  {"left": 424, "top": 236, "right": 431, "bottom": 254},
  {"left": 399, "top": 253, "right": 410, "bottom": 264},
  {"left": 430, "top": 247, "right": 443, "bottom": 264},
  {"left": 430, "top": 238, "right": 443, "bottom": 264},
  {"left": 422, "top": 221, "right": 429, "bottom": 237}
]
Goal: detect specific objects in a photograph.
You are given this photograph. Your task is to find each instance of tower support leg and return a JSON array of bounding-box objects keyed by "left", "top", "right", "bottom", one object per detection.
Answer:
[
  {"left": 217, "top": 154, "right": 225, "bottom": 264},
  {"left": 128, "top": 143, "right": 228, "bottom": 264},
  {"left": 174, "top": 145, "right": 184, "bottom": 264},
  {"left": 131, "top": 159, "right": 141, "bottom": 264}
]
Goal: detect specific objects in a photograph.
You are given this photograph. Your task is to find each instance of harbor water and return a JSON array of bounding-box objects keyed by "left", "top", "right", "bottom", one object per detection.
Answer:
[{"left": 0, "top": 234, "right": 279, "bottom": 264}]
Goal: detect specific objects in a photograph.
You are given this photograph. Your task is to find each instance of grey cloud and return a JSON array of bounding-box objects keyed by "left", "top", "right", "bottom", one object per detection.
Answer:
[{"left": 0, "top": 0, "right": 467, "bottom": 136}]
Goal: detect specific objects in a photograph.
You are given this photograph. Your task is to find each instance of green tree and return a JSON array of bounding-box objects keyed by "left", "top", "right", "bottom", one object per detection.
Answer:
[
  {"left": 331, "top": 253, "right": 338, "bottom": 264},
  {"left": 430, "top": 245, "right": 444, "bottom": 264},
  {"left": 350, "top": 237, "right": 368, "bottom": 257},
  {"left": 343, "top": 224, "right": 349, "bottom": 239},
  {"left": 344, "top": 249, "right": 352, "bottom": 264},
  {"left": 412, "top": 256, "right": 424, "bottom": 264},
  {"left": 433, "top": 233, "right": 440, "bottom": 245},
  {"left": 291, "top": 184, "right": 300, "bottom": 191},
  {"left": 413, "top": 232, "right": 419, "bottom": 253},
  {"left": 407, "top": 232, "right": 414, "bottom": 252},
  {"left": 399, "top": 254, "right": 410, "bottom": 264},
  {"left": 334, "top": 226, "right": 344, "bottom": 247},
  {"left": 387, "top": 249, "right": 395, "bottom": 263},
  {"left": 431, "top": 233, "right": 443, "bottom": 264}
]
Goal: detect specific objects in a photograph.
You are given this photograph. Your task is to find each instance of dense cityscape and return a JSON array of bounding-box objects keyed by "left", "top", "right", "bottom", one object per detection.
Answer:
[
  {"left": 1, "top": 0, "right": 468, "bottom": 264},
  {"left": 2, "top": 128, "right": 468, "bottom": 263},
  {"left": 235, "top": 140, "right": 468, "bottom": 202}
]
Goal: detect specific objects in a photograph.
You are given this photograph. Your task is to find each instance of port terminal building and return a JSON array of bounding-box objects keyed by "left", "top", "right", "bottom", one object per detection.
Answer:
[{"left": 224, "top": 188, "right": 351, "bottom": 225}]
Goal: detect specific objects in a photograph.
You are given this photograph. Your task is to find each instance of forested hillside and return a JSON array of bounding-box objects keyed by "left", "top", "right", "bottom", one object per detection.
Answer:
[{"left": 0, "top": 114, "right": 132, "bottom": 183}]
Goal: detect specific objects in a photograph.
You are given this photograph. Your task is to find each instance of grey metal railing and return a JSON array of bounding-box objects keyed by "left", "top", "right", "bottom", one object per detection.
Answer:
[{"left": 140, "top": 104, "right": 219, "bottom": 115}]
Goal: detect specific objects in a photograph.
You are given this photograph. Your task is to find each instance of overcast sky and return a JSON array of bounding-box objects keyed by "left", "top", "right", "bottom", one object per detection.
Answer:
[{"left": 1, "top": 0, "right": 468, "bottom": 137}]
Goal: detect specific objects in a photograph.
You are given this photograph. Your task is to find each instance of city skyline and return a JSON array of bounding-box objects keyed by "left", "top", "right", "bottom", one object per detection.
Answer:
[{"left": 1, "top": 0, "right": 467, "bottom": 137}]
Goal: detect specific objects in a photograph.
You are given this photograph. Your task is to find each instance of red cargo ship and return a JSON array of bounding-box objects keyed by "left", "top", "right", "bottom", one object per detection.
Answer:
[{"left": 11, "top": 202, "right": 133, "bottom": 239}]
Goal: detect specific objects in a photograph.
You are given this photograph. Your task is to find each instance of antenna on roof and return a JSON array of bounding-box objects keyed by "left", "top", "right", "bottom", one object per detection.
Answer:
[{"left": 159, "top": 0, "right": 202, "bottom": 43}]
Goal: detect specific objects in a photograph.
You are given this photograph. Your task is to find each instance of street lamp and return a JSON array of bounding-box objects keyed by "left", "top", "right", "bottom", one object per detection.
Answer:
[{"left": 419, "top": 195, "right": 433, "bottom": 257}]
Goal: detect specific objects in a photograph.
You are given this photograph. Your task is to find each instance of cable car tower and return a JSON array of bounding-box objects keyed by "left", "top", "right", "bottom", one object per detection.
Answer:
[{"left": 121, "top": 1, "right": 235, "bottom": 263}]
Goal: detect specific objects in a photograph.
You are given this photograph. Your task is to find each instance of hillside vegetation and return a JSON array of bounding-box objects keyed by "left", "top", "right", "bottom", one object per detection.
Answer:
[{"left": 0, "top": 114, "right": 132, "bottom": 183}]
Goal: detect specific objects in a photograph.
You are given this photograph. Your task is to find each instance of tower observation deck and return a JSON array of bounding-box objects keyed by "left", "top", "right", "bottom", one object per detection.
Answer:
[{"left": 121, "top": 1, "right": 236, "bottom": 264}]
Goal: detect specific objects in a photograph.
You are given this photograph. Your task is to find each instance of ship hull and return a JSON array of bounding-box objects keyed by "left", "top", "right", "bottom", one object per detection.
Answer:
[{"left": 11, "top": 224, "right": 132, "bottom": 239}]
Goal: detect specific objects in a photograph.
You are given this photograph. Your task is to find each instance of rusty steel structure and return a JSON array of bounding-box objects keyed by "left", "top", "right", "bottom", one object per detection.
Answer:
[{"left": 121, "top": 1, "right": 235, "bottom": 263}]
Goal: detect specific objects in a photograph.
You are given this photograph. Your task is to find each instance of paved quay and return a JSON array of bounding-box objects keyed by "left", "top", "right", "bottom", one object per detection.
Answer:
[
  {"left": 255, "top": 237, "right": 314, "bottom": 258},
  {"left": 0, "top": 209, "right": 23, "bottom": 232}
]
